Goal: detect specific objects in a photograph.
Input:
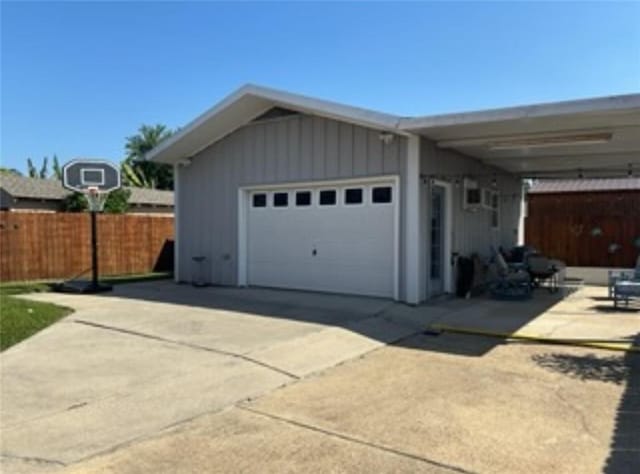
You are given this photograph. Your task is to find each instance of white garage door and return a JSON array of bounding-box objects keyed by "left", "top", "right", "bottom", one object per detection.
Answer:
[{"left": 246, "top": 179, "right": 397, "bottom": 298}]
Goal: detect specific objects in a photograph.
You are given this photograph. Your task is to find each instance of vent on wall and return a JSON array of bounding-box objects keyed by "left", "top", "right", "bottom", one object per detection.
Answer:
[{"left": 251, "top": 107, "right": 300, "bottom": 122}]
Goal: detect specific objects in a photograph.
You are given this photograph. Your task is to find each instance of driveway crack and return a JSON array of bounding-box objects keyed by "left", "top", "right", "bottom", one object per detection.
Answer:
[
  {"left": 237, "top": 406, "right": 477, "bottom": 474},
  {"left": 1, "top": 452, "right": 66, "bottom": 467},
  {"left": 73, "top": 319, "right": 299, "bottom": 380},
  {"left": 552, "top": 386, "right": 598, "bottom": 442}
]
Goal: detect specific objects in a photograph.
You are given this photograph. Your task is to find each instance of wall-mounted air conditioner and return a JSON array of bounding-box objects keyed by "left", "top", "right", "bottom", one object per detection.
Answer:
[{"left": 463, "top": 178, "right": 482, "bottom": 211}]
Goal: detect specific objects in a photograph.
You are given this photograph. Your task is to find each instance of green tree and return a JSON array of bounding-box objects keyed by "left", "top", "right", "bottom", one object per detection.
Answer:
[
  {"left": 27, "top": 158, "right": 38, "bottom": 178},
  {"left": 51, "top": 155, "right": 62, "bottom": 179},
  {"left": 26, "top": 156, "right": 57, "bottom": 179},
  {"left": 61, "top": 192, "right": 87, "bottom": 212},
  {"left": 103, "top": 188, "right": 131, "bottom": 213},
  {"left": 0, "top": 167, "right": 22, "bottom": 175},
  {"left": 123, "top": 124, "right": 174, "bottom": 190}
]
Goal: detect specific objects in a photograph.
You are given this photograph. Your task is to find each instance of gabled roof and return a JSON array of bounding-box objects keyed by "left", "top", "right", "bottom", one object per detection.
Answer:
[
  {"left": 146, "top": 84, "right": 640, "bottom": 178},
  {"left": 528, "top": 178, "right": 640, "bottom": 194},
  {"left": 0, "top": 174, "right": 174, "bottom": 206},
  {"left": 146, "top": 84, "right": 404, "bottom": 164}
]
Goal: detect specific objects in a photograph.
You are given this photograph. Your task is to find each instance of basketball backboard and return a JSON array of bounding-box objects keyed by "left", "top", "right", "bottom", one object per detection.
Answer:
[{"left": 62, "top": 159, "right": 121, "bottom": 193}]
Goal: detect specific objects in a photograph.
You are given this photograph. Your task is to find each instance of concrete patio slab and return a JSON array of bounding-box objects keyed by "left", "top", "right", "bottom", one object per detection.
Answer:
[
  {"left": 5, "top": 282, "right": 638, "bottom": 474},
  {"left": 62, "top": 408, "right": 451, "bottom": 474},
  {"left": 2, "top": 282, "right": 423, "bottom": 473},
  {"left": 431, "top": 286, "right": 640, "bottom": 344},
  {"left": 248, "top": 332, "right": 638, "bottom": 474},
  {"left": 1, "top": 321, "right": 291, "bottom": 466},
  {"left": 247, "top": 316, "right": 417, "bottom": 378}
]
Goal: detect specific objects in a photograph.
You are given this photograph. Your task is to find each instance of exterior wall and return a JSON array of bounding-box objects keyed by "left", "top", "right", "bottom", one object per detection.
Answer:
[
  {"left": 176, "top": 114, "right": 408, "bottom": 293},
  {"left": 420, "top": 137, "right": 523, "bottom": 260}
]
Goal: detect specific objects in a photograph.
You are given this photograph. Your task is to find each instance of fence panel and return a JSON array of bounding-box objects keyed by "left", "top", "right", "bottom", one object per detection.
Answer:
[
  {"left": 0, "top": 211, "right": 174, "bottom": 282},
  {"left": 525, "top": 191, "right": 640, "bottom": 267}
]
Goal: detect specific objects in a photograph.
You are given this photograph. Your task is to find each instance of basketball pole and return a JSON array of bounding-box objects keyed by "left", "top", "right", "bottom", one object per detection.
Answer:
[{"left": 90, "top": 210, "right": 99, "bottom": 290}]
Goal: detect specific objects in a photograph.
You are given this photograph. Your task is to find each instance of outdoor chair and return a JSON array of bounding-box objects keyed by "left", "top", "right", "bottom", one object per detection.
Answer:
[
  {"left": 489, "top": 249, "right": 532, "bottom": 300},
  {"left": 612, "top": 256, "right": 640, "bottom": 308},
  {"left": 527, "top": 255, "right": 562, "bottom": 293}
]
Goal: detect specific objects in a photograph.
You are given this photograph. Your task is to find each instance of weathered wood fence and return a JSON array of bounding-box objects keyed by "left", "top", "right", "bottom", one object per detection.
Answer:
[
  {"left": 525, "top": 191, "right": 640, "bottom": 267},
  {"left": 0, "top": 211, "right": 174, "bottom": 282}
]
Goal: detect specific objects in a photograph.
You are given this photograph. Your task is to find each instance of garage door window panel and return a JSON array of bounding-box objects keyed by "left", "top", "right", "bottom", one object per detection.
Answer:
[
  {"left": 273, "top": 192, "right": 289, "bottom": 208},
  {"left": 295, "top": 191, "right": 312, "bottom": 207},
  {"left": 252, "top": 193, "right": 267, "bottom": 208},
  {"left": 319, "top": 189, "right": 337, "bottom": 206},
  {"left": 372, "top": 186, "right": 393, "bottom": 204},
  {"left": 344, "top": 188, "right": 364, "bottom": 206}
]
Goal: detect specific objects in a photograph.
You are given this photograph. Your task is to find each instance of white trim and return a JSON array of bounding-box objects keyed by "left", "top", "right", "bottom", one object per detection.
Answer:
[
  {"left": 173, "top": 164, "right": 180, "bottom": 282},
  {"left": 80, "top": 168, "right": 105, "bottom": 186},
  {"left": 518, "top": 185, "right": 526, "bottom": 245},
  {"left": 237, "top": 187, "right": 248, "bottom": 286},
  {"left": 404, "top": 135, "right": 421, "bottom": 304},
  {"left": 237, "top": 174, "right": 400, "bottom": 300},
  {"left": 400, "top": 93, "right": 640, "bottom": 130},
  {"left": 239, "top": 174, "right": 398, "bottom": 192},
  {"left": 392, "top": 176, "right": 400, "bottom": 301},
  {"left": 431, "top": 179, "right": 453, "bottom": 294}
]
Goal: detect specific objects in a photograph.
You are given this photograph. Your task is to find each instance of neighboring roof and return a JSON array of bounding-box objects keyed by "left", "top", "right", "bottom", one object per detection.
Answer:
[
  {"left": 0, "top": 174, "right": 173, "bottom": 207},
  {"left": 0, "top": 174, "right": 66, "bottom": 200},
  {"left": 529, "top": 178, "right": 640, "bottom": 194},
  {"left": 146, "top": 84, "right": 640, "bottom": 179},
  {"left": 127, "top": 187, "right": 174, "bottom": 206}
]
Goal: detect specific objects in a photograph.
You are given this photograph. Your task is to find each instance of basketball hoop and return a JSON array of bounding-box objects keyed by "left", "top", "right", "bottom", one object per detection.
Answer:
[{"left": 86, "top": 186, "right": 107, "bottom": 212}]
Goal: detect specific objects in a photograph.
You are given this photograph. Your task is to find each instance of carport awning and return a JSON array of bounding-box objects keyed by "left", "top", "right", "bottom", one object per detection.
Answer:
[{"left": 400, "top": 94, "right": 640, "bottom": 178}]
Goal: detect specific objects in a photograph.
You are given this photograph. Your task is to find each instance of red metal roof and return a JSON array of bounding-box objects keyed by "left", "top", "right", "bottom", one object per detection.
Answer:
[{"left": 528, "top": 178, "right": 640, "bottom": 194}]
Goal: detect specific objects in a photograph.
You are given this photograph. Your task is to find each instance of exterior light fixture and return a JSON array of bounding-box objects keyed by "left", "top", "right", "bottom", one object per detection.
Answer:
[{"left": 487, "top": 132, "right": 612, "bottom": 151}]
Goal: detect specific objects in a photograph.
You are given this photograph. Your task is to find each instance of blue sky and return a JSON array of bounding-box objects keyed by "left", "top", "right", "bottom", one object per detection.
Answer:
[{"left": 2, "top": 1, "right": 639, "bottom": 173}]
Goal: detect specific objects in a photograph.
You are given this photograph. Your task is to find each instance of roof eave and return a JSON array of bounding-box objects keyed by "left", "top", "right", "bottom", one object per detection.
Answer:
[
  {"left": 146, "top": 84, "right": 404, "bottom": 164},
  {"left": 398, "top": 93, "right": 640, "bottom": 131}
]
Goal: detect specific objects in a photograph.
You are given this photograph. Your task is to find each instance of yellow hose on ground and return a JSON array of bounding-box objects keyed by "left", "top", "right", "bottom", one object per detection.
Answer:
[{"left": 430, "top": 324, "right": 640, "bottom": 353}]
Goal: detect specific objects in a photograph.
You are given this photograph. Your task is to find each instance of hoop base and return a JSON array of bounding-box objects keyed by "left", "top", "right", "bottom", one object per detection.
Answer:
[{"left": 53, "top": 280, "right": 113, "bottom": 294}]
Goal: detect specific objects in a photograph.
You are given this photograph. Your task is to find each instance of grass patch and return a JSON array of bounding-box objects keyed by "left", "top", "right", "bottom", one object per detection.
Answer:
[
  {"left": 0, "top": 281, "right": 53, "bottom": 296},
  {"left": 0, "top": 272, "right": 170, "bottom": 351},
  {"left": 0, "top": 283, "right": 72, "bottom": 351}
]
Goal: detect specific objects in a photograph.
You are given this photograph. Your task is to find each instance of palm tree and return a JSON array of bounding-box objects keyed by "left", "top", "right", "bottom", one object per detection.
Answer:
[
  {"left": 123, "top": 124, "right": 174, "bottom": 190},
  {"left": 26, "top": 156, "right": 56, "bottom": 179},
  {"left": 51, "top": 155, "right": 62, "bottom": 180}
]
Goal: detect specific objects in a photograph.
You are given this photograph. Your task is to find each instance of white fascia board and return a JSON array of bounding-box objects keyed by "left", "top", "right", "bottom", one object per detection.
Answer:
[
  {"left": 146, "top": 84, "right": 404, "bottom": 164},
  {"left": 399, "top": 93, "right": 640, "bottom": 131},
  {"left": 404, "top": 134, "right": 422, "bottom": 304}
]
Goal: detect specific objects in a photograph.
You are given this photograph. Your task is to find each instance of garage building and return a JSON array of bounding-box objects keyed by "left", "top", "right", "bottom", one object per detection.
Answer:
[{"left": 147, "top": 85, "right": 640, "bottom": 304}]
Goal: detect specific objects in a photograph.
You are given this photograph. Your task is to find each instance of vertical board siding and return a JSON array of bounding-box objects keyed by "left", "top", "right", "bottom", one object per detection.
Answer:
[
  {"left": 420, "top": 137, "right": 522, "bottom": 259},
  {"left": 178, "top": 114, "right": 407, "bottom": 285},
  {"left": 526, "top": 191, "right": 640, "bottom": 267},
  {"left": 0, "top": 212, "right": 174, "bottom": 282}
]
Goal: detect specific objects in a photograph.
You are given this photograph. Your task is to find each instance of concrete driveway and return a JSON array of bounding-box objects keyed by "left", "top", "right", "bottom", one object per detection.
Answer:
[
  {"left": 0, "top": 281, "right": 426, "bottom": 473},
  {"left": 2, "top": 282, "right": 639, "bottom": 473}
]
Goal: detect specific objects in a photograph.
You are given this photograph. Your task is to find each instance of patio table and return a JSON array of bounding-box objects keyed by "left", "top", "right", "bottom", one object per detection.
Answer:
[{"left": 613, "top": 280, "right": 640, "bottom": 308}]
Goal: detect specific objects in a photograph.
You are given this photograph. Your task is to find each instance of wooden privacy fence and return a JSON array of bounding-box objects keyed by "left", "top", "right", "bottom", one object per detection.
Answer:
[
  {"left": 525, "top": 191, "right": 640, "bottom": 267},
  {"left": 0, "top": 211, "right": 174, "bottom": 282}
]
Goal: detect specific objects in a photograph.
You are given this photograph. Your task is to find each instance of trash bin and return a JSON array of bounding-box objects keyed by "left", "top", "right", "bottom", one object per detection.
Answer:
[{"left": 192, "top": 256, "right": 208, "bottom": 287}]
